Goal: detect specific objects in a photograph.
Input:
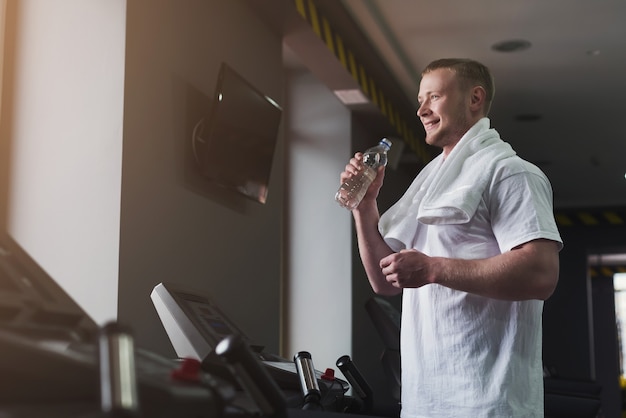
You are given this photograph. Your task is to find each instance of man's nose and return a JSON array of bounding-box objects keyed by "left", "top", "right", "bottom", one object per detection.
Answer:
[{"left": 417, "top": 103, "right": 429, "bottom": 117}]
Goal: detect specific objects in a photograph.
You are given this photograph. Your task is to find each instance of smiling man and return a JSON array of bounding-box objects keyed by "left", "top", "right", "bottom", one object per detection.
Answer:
[{"left": 339, "top": 58, "right": 563, "bottom": 417}]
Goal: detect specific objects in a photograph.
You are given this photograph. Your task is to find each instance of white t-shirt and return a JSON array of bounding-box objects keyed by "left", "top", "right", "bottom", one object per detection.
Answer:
[{"left": 382, "top": 156, "right": 563, "bottom": 418}]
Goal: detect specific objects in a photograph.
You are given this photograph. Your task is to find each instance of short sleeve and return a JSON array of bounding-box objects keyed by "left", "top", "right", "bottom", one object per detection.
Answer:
[{"left": 488, "top": 161, "right": 563, "bottom": 253}]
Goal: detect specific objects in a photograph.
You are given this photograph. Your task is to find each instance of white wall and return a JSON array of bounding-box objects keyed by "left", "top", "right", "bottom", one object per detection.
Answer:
[
  {"left": 4, "top": 0, "right": 127, "bottom": 325},
  {"left": 285, "top": 68, "right": 353, "bottom": 370}
]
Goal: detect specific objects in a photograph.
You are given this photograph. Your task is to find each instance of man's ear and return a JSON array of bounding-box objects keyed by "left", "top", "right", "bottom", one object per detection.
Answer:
[{"left": 469, "top": 86, "right": 487, "bottom": 112}]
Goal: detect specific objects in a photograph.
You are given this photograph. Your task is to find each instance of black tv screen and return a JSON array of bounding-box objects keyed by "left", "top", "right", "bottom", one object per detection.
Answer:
[{"left": 197, "top": 63, "right": 282, "bottom": 204}]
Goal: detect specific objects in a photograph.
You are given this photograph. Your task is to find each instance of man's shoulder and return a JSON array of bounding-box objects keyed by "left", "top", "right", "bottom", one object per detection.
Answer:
[{"left": 493, "top": 155, "right": 547, "bottom": 179}]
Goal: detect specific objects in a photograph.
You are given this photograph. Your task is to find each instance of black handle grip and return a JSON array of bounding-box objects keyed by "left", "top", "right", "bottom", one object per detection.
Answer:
[
  {"left": 336, "top": 354, "right": 373, "bottom": 411},
  {"left": 215, "top": 334, "right": 286, "bottom": 418}
]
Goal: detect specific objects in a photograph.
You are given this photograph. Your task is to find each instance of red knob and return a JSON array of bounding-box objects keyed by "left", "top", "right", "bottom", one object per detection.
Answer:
[
  {"left": 170, "top": 357, "right": 202, "bottom": 383},
  {"left": 321, "top": 367, "right": 335, "bottom": 381}
]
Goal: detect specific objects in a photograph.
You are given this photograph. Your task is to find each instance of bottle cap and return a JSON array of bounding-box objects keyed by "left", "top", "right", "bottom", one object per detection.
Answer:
[{"left": 380, "top": 138, "right": 392, "bottom": 149}]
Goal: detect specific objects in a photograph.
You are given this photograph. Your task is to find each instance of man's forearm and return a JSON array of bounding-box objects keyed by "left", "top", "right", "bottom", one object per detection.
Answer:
[
  {"left": 353, "top": 203, "right": 400, "bottom": 296},
  {"left": 430, "top": 239, "right": 560, "bottom": 301}
]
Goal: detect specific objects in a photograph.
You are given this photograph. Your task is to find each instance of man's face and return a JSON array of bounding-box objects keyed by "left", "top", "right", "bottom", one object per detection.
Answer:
[{"left": 417, "top": 68, "right": 473, "bottom": 154}]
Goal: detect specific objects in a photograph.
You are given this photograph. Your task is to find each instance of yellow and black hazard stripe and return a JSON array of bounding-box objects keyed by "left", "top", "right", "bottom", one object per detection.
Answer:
[
  {"left": 555, "top": 208, "right": 626, "bottom": 227},
  {"left": 589, "top": 265, "right": 626, "bottom": 278},
  {"left": 293, "top": 0, "right": 432, "bottom": 165}
]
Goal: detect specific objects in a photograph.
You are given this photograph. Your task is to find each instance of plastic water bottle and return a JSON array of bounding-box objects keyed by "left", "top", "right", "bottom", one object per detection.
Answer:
[{"left": 335, "top": 138, "right": 392, "bottom": 210}]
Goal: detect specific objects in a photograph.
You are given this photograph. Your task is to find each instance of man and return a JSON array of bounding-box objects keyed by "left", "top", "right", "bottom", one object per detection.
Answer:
[{"left": 340, "top": 59, "right": 562, "bottom": 417}]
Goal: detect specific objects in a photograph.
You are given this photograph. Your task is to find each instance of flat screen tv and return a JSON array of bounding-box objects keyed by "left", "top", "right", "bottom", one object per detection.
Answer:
[{"left": 195, "top": 63, "right": 282, "bottom": 204}]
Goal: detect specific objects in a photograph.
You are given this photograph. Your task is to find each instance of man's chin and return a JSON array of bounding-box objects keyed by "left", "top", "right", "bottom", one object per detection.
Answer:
[{"left": 424, "top": 134, "right": 439, "bottom": 147}]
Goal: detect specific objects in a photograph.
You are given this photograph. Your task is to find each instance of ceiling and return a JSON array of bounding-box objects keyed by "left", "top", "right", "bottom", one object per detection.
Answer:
[{"left": 287, "top": 0, "right": 626, "bottom": 210}]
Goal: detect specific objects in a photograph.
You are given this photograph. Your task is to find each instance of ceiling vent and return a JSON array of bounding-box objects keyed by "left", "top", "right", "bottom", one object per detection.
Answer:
[{"left": 491, "top": 39, "right": 532, "bottom": 53}]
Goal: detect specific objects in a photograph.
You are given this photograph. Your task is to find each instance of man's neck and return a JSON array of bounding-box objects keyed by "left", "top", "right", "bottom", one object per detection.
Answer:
[{"left": 441, "top": 116, "right": 488, "bottom": 158}]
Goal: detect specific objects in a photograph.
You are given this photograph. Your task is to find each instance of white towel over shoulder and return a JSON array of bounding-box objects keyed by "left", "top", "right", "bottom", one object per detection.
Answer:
[{"left": 379, "top": 118, "right": 516, "bottom": 249}]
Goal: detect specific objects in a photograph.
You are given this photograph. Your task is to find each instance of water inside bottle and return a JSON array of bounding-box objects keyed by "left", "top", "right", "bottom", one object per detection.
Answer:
[{"left": 335, "top": 166, "right": 377, "bottom": 210}]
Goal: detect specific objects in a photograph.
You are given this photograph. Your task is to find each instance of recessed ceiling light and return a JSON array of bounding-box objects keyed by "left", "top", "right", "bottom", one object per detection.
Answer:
[{"left": 491, "top": 39, "right": 532, "bottom": 53}]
